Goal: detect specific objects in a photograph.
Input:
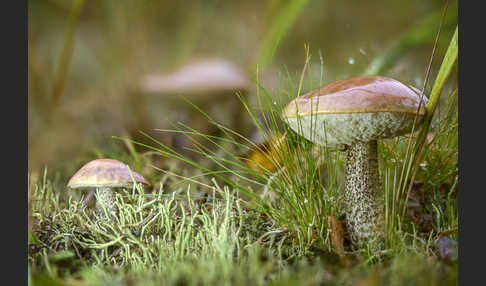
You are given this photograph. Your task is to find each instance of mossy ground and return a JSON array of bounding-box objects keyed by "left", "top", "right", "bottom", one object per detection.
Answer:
[{"left": 28, "top": 117, "right": 458, "bottom": 285}]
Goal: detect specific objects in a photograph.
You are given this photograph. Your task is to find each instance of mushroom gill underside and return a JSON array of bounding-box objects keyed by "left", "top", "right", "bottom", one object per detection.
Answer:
[{"left": 284, "top": 111, "right": 420, "bottom": 147}]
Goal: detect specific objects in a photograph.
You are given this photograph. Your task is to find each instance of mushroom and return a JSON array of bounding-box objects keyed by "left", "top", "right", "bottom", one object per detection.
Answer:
[
  {"left": 140, "top": 58, "right": 251, "bottom": 153},
  {"left": 67, "top": 158, "right": 150, "bottom": 216},
  {"left": 281, "top": 76, "right": 427, "bottom": 246}
]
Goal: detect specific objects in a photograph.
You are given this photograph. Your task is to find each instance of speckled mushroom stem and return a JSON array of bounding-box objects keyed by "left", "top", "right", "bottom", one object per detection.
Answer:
[
  {"left": 344, "top": 140, "right": 383, "bottom": 246},
  {"left": 95, "top": 187, "right": 117, "bottom": 217}
]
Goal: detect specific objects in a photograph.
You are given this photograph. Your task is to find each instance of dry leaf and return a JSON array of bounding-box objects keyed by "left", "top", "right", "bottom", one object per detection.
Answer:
[
  {"left": 438, "top": 228, "right": 458, "bottom": 239},
  {"left": 246, "top": 132, "right": 288, "bottom": 173},
  {"left": 329, "top": 215, "right": 345, "bottom": 257}
]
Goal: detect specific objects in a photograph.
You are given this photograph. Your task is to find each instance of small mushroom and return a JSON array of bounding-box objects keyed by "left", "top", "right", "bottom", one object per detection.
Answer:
[
  {"left": 67, "top": 158, "right": 150, "bottom": 216},
  {"left": 281, "top": 76, "right": 427, "bottom": 246}
]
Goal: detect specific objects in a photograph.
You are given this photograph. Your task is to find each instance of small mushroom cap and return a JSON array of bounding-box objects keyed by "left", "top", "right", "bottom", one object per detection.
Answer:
[
  {"left": 67, "top": 159, "right": 150, "bottom": 189},
  {"left": 281, "top": 76, "right": 428, "bottom": 146},
  {"left": 140, "top": 58, "right": 250, "bottom": 98}
]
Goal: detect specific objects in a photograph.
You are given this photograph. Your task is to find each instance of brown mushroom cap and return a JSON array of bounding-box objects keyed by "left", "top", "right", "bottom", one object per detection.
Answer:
[
  {"left": 67, "top": 159, "right": 150, "bottom": 189},
  {"left": 281, "top": 76, "right": 428, "bottom": 146}
]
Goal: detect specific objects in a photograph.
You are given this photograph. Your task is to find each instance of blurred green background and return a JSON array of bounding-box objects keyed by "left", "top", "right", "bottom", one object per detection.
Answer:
[{"left": 28, "top": 0, "right": 457, "bottom": 178}]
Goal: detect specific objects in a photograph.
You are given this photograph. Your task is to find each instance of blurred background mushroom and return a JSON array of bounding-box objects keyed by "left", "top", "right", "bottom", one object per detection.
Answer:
[
  {"left": 28, "top": 0, "right": 457, "bottom": 180},
  {"left": 136, "top": 57, "right": 251, "bottom": 155}
]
